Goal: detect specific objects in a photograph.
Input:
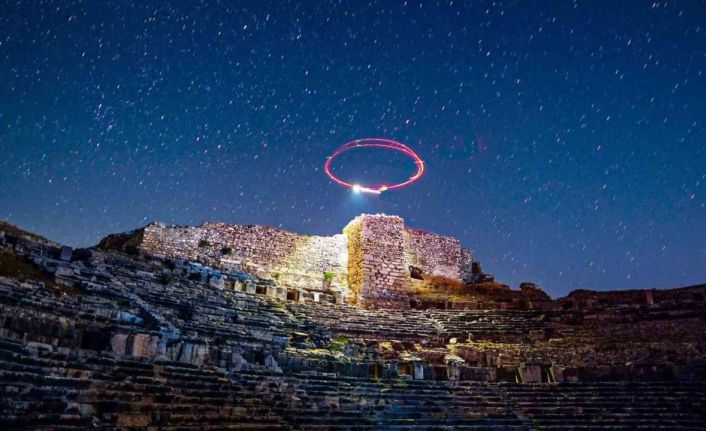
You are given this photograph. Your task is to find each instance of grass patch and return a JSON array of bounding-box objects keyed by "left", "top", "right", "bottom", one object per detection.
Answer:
[{"left": 330, "top": 335, "right": 351, "bottom": 352}]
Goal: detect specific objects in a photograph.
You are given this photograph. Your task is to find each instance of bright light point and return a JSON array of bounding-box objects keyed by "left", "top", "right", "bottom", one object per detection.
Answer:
[
  {"left": 359, "top": 186, "right": 382, "bottom": 195},
  {"left": 352, "top": 184, "right": 382, "bottom": 195}
]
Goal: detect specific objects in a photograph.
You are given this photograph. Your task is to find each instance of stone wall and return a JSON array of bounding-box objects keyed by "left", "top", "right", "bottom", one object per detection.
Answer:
[
  {"left": 404, "top": 227, "right": 469, "bottom": 280},
  {"left": 344, "top": 217, "right": 365, "bottom": 302},
  {"left": 344, "top": 215, "right": 409, "bottom": 309},
  {"left": 459, "top": 247, "right": 474, "bottom": 282},
  {"left": 140, "top": 214, "right": 474, "bottom": 309},
  {"left": 140, "top": 222, "right": 348, "bottom": 295}
]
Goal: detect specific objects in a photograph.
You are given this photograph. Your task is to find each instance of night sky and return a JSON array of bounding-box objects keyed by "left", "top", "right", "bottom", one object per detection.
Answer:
[{"left": 2, "top": 1, "right": 705, "bottom": 297}]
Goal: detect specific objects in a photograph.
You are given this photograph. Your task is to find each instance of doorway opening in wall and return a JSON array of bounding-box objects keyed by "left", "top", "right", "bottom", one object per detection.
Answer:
[{"left": 286, "top": 290, "right": 300, "bottom": 302}]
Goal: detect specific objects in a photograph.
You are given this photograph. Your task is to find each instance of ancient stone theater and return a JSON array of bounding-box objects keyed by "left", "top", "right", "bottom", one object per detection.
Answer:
[{"left": 1, "top": 214, "right": 705, "bottom": 429}]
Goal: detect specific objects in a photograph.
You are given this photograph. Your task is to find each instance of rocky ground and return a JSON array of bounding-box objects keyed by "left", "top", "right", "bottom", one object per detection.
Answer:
[{"left": 1, "top": 220, "right": 705, "bottom": 430}]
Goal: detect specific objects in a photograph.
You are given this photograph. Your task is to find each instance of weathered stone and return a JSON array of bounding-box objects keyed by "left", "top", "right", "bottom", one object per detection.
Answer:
[
  {"left": 209, "top": 275, "right": 225, "bottom": 289},
  {"left": 264, "top": 355, "right": 282, "bottom": 373},
  {"left": 519, "top": 363, "right": 543, "bottom": 383},
  {"left": 231, "top": 351, "right": 249, "bottom": 371},
  {"left": 127, "top": 333, "right": 159, "bottom": 358},
  {"left": 111, "top": 333, "right": 129, "bottom": 355},
  {"left": 413, "top": 362, "right": 424, "bottom": 380},
  {"left": 59, "top": 245, "right": 73, "bottom": 261}
]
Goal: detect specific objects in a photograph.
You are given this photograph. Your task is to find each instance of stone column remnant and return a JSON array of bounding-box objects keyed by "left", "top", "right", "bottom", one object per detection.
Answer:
[{"left": 344, "top": 214, "right": 410, "bottom": 309}]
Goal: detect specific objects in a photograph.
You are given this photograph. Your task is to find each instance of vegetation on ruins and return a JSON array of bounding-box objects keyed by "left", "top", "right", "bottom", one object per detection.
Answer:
[
  {"left": 221, "top": 246, "right": 232, "bottom": 255},
  {"left": 323, "top": 270, "right": 334, "bottom": 282},
  {"left": 330, "top": 336, "right": 350, "bottom": 352},
  {"left": 198, "top": 239, "right": 210, "bottom": 248}
]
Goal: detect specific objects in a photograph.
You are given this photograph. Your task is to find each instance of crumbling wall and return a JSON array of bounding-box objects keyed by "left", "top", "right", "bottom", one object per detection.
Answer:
[
  {"left": 343, "top": 217, "right": 364, "bottom": 303},
  {"left": 459, "top": 247, "right": 474, "bottom": 282},
  {"left": 141, "top": 214, "right": 476, "bottom": 309},
  {"left": 141, "top": 224, "right": 202, "bottom": 261},
  {"left": 141, "top": 222, "right": 348, "bottom": 294},
  {"left": 344, "top": 215, "right": 409, "bottom": 309},
  {"left": 404, "top": 228, "right": 466, "bottom": 280}
]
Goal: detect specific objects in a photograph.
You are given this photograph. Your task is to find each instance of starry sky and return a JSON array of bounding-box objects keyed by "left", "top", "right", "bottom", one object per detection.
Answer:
[{"left": 1, "top": 1, "right": 705, "bottom": 297}]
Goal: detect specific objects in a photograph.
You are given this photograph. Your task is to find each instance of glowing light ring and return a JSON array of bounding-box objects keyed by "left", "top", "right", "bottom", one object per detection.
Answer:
[{"left": 325, "top": 138, "right": 425, "bottom": 194}]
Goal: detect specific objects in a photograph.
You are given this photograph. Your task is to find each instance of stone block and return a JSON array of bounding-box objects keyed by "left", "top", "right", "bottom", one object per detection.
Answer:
[
  {"left": 55, "top": 264, "right": 75, "bottom": 278},
  {"left": 209, "top": 275, "right": 225, "bottom": 289},
  {"left": 127, "top": 334, "right": 158, "bottom": 358},
  {"left": 245, "top": 282, "right": 256, "bottom": 294},
  {"left": 117, "top": 414, "right": 151, "bottom": 428},
  {"left": 233, "top": 280, "right": 245, "bottom": 291},
  {"left": 264, "top": 355, "right": 282, "bottom": 373},
  {"left": 175, "top": 342, "right": 208, "bottom": 366},
  {"left": 519, "top": 363, "right": 543, "bottom": 383},
  {"left": 550, "top": 364, "right": 565, "bottom": 382},
  {"left": 231, "top": 351, "right": 249, "bottom": 371},
  {"left": 413, "top": 362, "right": 424, "bottom": 380},
  {"left": 59, "top": 245, "right": 73, "bottom": 261},
  {"left": 111, "top": 333, "right": 129, "bottom": 356}
]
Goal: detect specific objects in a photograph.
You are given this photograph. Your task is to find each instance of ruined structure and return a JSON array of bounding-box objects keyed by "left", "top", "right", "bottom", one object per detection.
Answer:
[
  {"left": 140, "top": 221, "right": 350, "bottom": 299},
  {"left": 138, "top": 214, "right": 475, "bottom": 309},
  {"left": 1, "top": 218, "right": 706, "bottom": 430}
]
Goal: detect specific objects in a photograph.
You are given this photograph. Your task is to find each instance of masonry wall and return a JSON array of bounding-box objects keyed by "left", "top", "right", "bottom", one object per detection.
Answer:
[
  {"left": 459, "top": 247, "right": 474, "bottom": 282},
  {"left": 141, "top": 222, "right": 348, "bottom": 294},
  {"left": 344, "top": 215, "right": 411, "bottom": 309},
  {"left": 404, "top": 228, "right": 465, "bottom": 280},
  {"left": 140, "top": 215, "right": 473, "bottom": 309},
  {"left": 343, "top": 218, "right": 365, "bottom": 303}
]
